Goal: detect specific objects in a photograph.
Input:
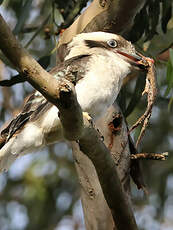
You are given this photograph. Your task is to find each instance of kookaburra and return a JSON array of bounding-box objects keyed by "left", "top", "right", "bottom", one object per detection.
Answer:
[{"left": 0, "top": 32, "right": 147, "bottom": 172}]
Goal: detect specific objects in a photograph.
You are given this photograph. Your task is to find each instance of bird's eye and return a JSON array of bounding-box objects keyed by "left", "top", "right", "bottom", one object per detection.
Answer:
[{"left": 107, "top": 39, "right": 117, "bottom": 48}]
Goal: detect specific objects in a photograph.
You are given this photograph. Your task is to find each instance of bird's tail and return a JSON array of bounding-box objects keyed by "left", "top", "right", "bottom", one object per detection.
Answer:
[
  {"left": 0, "top": 123, "right": 45, "bottom": 172},
  {"left": 0, "top": 137, "right": 17, "bottom": 172}
]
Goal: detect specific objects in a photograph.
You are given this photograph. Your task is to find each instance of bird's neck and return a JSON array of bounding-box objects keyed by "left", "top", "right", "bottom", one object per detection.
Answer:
[
  {"left": 75, "top": 54, "right": 131, "bottom": 120},
  {"left": 88, "top": 53, "right": 131, "bottom": 84}
]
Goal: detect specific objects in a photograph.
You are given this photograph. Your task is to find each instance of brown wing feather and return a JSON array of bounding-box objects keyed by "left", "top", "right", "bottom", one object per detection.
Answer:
[
  {"left": 0, "top": 91, "right": 48, "bottom": 146},
  {"left": 0, "top": 54, "right": 91, "bottom": 148}
]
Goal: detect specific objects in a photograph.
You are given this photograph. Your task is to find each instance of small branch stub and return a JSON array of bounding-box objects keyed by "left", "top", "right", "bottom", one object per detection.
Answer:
[
  {"left": 57, "top": 81, "right": 84, "bottom": 141},
  {"left": 0, "top": 75, "right": 26, "bottom": 87}
]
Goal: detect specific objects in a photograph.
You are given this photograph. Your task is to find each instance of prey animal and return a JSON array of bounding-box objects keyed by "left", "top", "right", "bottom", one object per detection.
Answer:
[{"left": 0, "top": 32, "right": 147, "bottom": 172}]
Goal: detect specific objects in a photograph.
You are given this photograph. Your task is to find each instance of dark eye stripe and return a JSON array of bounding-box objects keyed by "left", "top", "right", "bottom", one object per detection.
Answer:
[
  {"left": 85, "top": 39, "right": 119, "bottom": 50},
  {"left": 85, "top": 40, "right": 107, "bottom": 49}
]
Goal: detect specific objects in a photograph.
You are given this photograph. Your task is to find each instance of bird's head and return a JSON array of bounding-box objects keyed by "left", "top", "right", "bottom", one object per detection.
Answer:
[{"left": 65, "top": 32, "right": 148, "bottom": 72}]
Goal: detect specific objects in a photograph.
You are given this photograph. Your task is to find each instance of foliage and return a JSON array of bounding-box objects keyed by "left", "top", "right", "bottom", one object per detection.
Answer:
[{"left": 129, "top": 0, "right": 172, "bottom": 42}]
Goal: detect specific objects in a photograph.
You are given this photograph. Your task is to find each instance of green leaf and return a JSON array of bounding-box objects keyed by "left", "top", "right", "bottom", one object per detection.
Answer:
[
  {"left": 129, "top": 7, "right": 148, "bottom": 42},
  {"left": 145, "top": 0, "right": 160, "bottom": 41},
  {"left": 147, "top": 28, "right": 173, "bottom": 56},
  {"left": 13, "top": 0, "right": 33, "bottom": 35},
  {"left": 0, "top": 0, "right": 4, "bottom": 4},
  {"left": 168, "top": 97, "right": 173, "bottom": 112},
  {"left": 117, "top": 86, "right": 126, "bottom": 114},
  {"left": 165, "top": 60, "right": 173, "bottom": 96},
  {"left": 161, "top": 0, "right": 172, "bottom": 33},
  {"left": 38, "top": 56, "right": 51, "bottom": 69},
  {"left": 124, "top": 73, "right": 146, "bottom": 117},
  {"left": 150, "top": 0, "right": 160, "bottom": 31},
  {"left": 169, "top": 48, "right": 173, "bottom": 67}
]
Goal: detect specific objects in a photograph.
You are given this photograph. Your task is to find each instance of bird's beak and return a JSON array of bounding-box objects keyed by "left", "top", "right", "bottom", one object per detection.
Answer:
[{"left": 117, "top": 50, "right": 148, "bottom": 70}]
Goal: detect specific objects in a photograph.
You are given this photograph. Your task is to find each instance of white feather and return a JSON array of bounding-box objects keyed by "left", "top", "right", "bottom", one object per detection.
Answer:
[{"left": 76, "top": 51, "right": 131, "bottom": 119}]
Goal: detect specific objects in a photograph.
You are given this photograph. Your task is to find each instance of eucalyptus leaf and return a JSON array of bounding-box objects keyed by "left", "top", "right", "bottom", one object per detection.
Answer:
[
  {"left": 13, "top": 0, "right": 33, "bottom": 35},
  {"left": 147, "top": 29, "right": 173, "bottom": 56},
  {"left": 129, "top": 7, "right": 148, "bottom": 42},
  {"left": 53, "top": 8, "right": 64, "bottom": 26},
  {"left": 161, "top": 0, "right": 172, "bottom": 33},
  {"left": 169, "top": 48, "right": 173, "bottom": 67},
  {"left": 150, "top": 0, "right": 160, "bottom": 31},
  {"left": 168, "top": 97, "right": 173, "bottom": 112},
  {"left": 145, "top": 0, "right": 160, "bottom": 41},
  {"left": 165, "top": 60, "right": 173, "bottom": 96},
  {"left": 124, "top": 73, "right": 146, "bottom": 117},
  {"left": 117, "top": 86, "right": 126, "bottom": 114},
  {"left": 38, "top": 55, "right": 51, "bottom": 69}
]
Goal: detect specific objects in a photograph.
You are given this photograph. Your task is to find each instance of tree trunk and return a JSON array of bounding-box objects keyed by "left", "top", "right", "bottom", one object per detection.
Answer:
[
  {"left": 73, "top": 104, "right": 131, "bottom": 230},
  {"left": 56, "top": 0, "right": 146, "bottom": 229}
]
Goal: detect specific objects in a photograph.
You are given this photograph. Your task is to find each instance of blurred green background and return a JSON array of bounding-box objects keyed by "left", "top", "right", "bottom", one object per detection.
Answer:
[{"left": 0, "top": 0, "right": 173, "bottom": 229}]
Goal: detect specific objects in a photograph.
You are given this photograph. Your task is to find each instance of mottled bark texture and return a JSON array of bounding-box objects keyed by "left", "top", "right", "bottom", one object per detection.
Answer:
[
  {"left": 78, "top": 110, "right": 137, "bottom": 230},
  {"left": 73, "top": 104, "right": 132, "bottom": 230}
]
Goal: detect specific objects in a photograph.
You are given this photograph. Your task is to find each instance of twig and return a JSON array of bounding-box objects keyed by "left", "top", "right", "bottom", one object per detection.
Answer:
[
  {"left": 0, "top": 74, "right": 26, "bottom": 87},
  {"left": 130, "top": 152, "right": 168, "bottom": 161}
]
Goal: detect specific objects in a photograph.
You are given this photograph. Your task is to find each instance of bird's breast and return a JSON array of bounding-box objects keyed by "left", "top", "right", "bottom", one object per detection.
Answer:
[{"left": 75, "top": 61, "right": 123, "bottom": 120}]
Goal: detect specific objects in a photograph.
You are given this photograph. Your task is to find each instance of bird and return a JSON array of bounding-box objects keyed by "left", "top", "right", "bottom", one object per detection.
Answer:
[{"left": 0, "top": 32, "right": 147, "bottom": 172}]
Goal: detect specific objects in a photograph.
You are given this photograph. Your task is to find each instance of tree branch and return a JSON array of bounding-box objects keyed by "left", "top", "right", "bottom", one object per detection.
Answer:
[
  {"left": 78, "top": 111, "right": 138, "bottom": 230},
  {"left": 55, "top": 0, "right": 147, "bottom": 228},
  {"left": 57, "top": 0, "right": 146, "bottom": 47},
  {"left": 0, "top": 12, "right": 138, "bottom": 230},
  {"left": 0, "top": 14, "right": 83, "bottom": 141},
  {"left": 0, "top": 74, "right": 26, "bottom": 87}
]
